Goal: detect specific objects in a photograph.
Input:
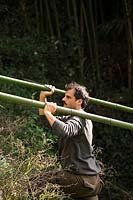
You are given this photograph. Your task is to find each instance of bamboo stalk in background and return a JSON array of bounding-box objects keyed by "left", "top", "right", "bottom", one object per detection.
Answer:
[
  {"left": 67, "top": 0, "right": 71, "bottom": 22},
  {"left": 124, "top": 0, "right": 133, "bottom": 90},
  {"left": 0, "top": 92, "right": 132, "bottom": 130},
  {"left": 88, "top": 0, "right": 101, "bottom": 84},
  {"left": 34, "top": 0, "right": 39, "bottom": 34},
  {"left": 39, "top": 0, "right": 44, "bottom": 33},
  {"left": 45, "top": 0, "right": 54, "bottom": 37},
  {"left": 20, "top": 0, "right": 30, "bottom": 33},
  {"left": 0, "top": 75, "right": 132, "bottom": 113},
  {"left": 81, "top": 1, "right": 97, "bottom": 92},
  {"left": 72, "top": 0, "right": 82, "bottom": 65},
  {"left": 53, "top": 0, "right": 62, "bottom": 50}
]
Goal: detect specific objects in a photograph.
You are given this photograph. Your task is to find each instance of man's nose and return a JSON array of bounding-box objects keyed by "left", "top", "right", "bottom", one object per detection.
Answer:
[{"left": 62, "top": 96, "right": 65, "bottom": 102}]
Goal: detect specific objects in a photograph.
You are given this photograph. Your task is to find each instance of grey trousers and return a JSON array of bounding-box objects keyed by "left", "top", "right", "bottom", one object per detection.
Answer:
[{"left": 30, "top": 170, "right": 103, "bottom": 199}]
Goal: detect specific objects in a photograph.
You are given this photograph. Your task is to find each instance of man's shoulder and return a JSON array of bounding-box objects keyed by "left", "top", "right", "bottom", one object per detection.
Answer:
[{"left": 56, "top": 115, "right": 92, "bottom": 126}]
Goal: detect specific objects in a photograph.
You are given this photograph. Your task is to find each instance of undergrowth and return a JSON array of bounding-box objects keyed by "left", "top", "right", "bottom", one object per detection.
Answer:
[
  {"left": 0, "top": 113, "right": 69, "bottom": 200},
  {"left": 0, "top": 111, "right": 132, "bottom": 200}
]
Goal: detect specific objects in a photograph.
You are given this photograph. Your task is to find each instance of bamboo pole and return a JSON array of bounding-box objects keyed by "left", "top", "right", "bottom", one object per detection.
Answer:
[
  {"left": 0, "top": 75, "right": 133, "bottom": 113},
  {"left": 0, "top": 92, "right": 132, "bottom": 130}
]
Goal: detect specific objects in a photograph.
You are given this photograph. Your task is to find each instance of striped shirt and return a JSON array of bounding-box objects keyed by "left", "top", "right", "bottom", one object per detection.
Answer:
[{"left": 52, "top": 115, "right": 101, "bottom": 175}]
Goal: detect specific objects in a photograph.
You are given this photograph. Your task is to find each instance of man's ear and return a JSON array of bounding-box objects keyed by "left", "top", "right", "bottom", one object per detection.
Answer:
[{"left": 77, "top": 99, "right": 83, "bottom": 106}]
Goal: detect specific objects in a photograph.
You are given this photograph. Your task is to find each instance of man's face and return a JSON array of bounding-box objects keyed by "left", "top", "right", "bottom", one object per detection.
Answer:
[{"left": 62, "top": 89, "right": 81, "bottom": 110}]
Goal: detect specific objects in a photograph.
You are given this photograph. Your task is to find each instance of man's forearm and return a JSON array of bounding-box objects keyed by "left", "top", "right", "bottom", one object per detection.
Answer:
[
  {"left": 44, "top": 111, "right": 56, "bottom": 127},
  {"left": 39, "top": 93, "right": 46, "bottom": 115}
]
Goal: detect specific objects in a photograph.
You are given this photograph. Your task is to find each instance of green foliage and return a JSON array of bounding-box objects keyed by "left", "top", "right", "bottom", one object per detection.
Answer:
[
  {"left": 16, "top": 114, "right": 58, "bottom": 154},
  {"left": 0, "top": 36, "right": 82, "bottom": 89},
  {"left": 0, "top": 112, "right": 57, "bottom": 155},
  {"left": 93, "top": 120, "right": 132, "bottom": 199},
  {"left": 0, "top": 113, "right": 69, "bottom": 199},
  {"left": 0, "top": 37, "right": 48, "bottom": 81}
]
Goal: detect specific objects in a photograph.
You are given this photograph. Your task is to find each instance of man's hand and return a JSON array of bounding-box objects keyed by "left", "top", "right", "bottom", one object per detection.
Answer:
[
  {"left": 44, "top": 102, "right": 57, "bottom": 115},
  {"left": 39, "top": 85, "right": 55, "bottom": 102},
  {"left": 42, "top": 102, "right": 57, "bottom": 127},
  {"left": 39, "top": 85, "right": 55, "bottom": 115}
]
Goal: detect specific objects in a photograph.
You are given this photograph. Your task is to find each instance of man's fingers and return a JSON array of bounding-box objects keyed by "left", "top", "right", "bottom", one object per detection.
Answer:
[
  {"left": 40, "top": 85, "right": 55, "bottom": 97},
  {"left": 45, "top": 102, "right": 57, "bottom": 113},
  {"left": 44, "top": 84, "right": 55, "bottom": 94}
]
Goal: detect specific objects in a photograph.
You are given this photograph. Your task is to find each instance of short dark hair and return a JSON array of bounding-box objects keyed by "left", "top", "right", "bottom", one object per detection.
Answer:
[{"left": 65, "top": 82, "right": 89, "bottom": 109}]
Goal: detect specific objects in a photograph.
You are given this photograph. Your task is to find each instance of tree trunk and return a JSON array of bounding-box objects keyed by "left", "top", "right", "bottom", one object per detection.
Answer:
[
  {"left": 124, "top": 0, "right": 133, "bottom": 90},
  {"left": 34, "top": 0, "right": 39, "bottom": 34},
  {"left": 39, "top": 0, "right": 44, "bottom": 33},
  {"left": 53, "top": 0, "right": 63, "bottom": 50},
  {"left": 45, "top": 0, "right": 54, "bottom": 36}
]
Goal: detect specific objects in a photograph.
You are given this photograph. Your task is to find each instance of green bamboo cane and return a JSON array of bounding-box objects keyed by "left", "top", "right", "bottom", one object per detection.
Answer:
[
  {"left": 0, "top": 75, "right": 133, "bottom": 113},
  {"left": 0, "top": 92, "right": 132, "bottom": 130}
]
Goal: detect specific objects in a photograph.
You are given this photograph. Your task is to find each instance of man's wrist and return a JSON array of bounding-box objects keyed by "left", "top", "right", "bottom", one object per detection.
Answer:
[
  {"left": 40, "top": 96, "right": 46, "bottom": 102},
  {"left": 44, "top": 110, "right": 52, "bottom": 116}
]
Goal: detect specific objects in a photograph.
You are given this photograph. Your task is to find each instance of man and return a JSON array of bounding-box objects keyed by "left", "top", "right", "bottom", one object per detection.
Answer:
[{"left": 35, "top": 82, "right": 103, "bottom": 200}]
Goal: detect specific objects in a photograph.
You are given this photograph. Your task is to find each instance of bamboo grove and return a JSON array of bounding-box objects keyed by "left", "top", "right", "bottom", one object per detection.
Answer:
[
  {"left": 19, "top": 0, "right": 132, "bottom": 91},
  {"left": 1, "top": 0, "right": 132, "bottom": 92}
]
